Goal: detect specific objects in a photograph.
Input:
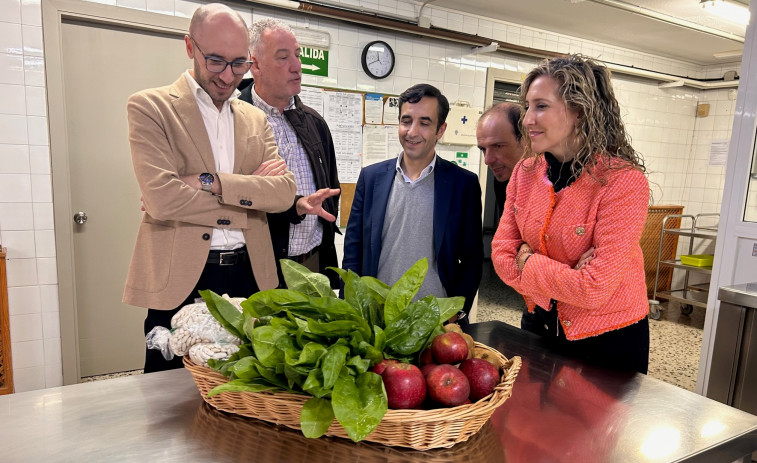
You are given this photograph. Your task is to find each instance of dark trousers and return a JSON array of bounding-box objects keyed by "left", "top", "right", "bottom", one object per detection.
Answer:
[
  {"left": 143, "top": 256, "right": 259, "bottom": 373},
  {"left": 521, "top": 303, "right": 649, "bottom": 375}
]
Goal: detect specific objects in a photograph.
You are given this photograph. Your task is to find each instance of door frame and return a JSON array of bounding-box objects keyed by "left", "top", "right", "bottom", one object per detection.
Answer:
[
  {"left": 42, "top": 0, "right": 188, "bottom": 384},
  {"left": 467, "top": 67, "right": 523, "bottom": 323}
]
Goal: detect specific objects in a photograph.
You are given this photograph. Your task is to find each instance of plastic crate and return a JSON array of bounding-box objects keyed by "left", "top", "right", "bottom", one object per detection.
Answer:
[{"left": 680, "top": 254, "right": 714, "bottom": 267}]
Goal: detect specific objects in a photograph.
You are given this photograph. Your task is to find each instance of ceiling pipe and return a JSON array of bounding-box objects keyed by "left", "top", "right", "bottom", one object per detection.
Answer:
[
  {"left": 295, "top": 0, "right": 418, "bottom": 23},
  {"left": 245, "top": 0, "right": 740, "bottom": 90}
]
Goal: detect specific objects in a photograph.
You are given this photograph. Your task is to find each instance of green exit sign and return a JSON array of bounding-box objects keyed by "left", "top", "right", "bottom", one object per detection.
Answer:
[{"left": 300, "top": 46, "right": 329, "bottom": 77}]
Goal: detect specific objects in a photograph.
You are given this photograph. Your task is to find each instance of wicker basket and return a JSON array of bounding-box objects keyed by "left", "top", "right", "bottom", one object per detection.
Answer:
[
  {"left": 184, "top": 342, "right": 521, "bottom": 450},
  {"left": 190, "top": 403, "right": 506, "bottom": 462}
]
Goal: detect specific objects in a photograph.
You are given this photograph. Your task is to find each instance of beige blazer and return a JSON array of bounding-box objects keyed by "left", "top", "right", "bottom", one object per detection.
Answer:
[{"left": 123, "top": 75, "right": 296, "bottom": 310}]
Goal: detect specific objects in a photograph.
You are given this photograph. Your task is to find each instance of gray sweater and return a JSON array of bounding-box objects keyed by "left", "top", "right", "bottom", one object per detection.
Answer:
[{"left": 377, "top": 171, "right": 446, "bottom": 301}]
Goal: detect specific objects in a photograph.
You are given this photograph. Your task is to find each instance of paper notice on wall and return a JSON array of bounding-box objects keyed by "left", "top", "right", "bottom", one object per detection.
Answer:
[
  {"left": 299, "top": 86, "right": 325, "bottom": 115},
  {"left": 324, "top": 91, "right": 363, "bottom": 130},
  {"left": 709, "top": 139, "right": 729, "bottom": 166},
  {"left": 361, "top": 125, "right": 402, "bottom": 168},
  {"left": 384, "top": 96, "right": 399, "bottom": 124},
  {"left": 387, "top": 125, "right": 402, "bottom": 158},
  {"left": 364, "top": 93, "right": 384, "bottom": 124},
  {"left": 333, "top": 128, "right": 362, "bottom": 183},
  {"left": 363, "top": 125, "right": 388, "bottom": 167}
]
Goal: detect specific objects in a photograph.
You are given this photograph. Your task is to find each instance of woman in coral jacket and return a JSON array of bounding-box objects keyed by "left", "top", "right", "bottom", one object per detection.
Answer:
[{"left": 491, "top": 55, "right": 650, "bottom": 374}]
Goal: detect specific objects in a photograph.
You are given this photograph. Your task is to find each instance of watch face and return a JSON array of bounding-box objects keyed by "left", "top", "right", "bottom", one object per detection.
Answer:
[
  {"left": 361, "top": 41, "right": 395, "bottom": 79},
  {"left": 199, "top": 173, "right": 214, "bottom": 191}
]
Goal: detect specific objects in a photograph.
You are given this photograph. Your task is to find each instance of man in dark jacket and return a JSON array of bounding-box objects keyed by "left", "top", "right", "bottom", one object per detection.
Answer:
[
  {"left": 477, "top": 102, "right": 523, "bottom": 213},
  {"left": 238, "top": 19, "right": 341, "bottom": 288}
]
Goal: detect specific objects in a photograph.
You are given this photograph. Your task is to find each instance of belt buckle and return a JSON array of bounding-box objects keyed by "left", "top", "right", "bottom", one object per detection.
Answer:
[{"left": 219, "top": 251, "right": 235, "bottom": 266}]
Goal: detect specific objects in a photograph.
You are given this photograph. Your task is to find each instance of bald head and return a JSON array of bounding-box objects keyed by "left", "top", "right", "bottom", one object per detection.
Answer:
[
  {"left": 189, "top": 3, "right": 248, "bottom": 40},
  {"left": 477, "top": 102, "right": 524, "bottom": 182},
  {"left": 184, "top": 3, "right": 250, "bottom": 110}
]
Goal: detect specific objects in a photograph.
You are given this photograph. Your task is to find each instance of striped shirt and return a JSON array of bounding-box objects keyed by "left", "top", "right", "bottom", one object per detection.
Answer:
[{"left": 249, "top": 86, "right": 322, "bottom": 256}]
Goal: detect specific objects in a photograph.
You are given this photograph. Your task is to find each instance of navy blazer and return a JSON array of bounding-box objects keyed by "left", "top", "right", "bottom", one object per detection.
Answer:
[{"left": 342, "top": 156, "right": 484, "bottom": 315}]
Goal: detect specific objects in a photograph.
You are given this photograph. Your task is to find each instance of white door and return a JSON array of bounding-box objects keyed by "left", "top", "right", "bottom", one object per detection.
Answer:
[{"left": 59, "top": 17, "right": 189, "bottom": 376}]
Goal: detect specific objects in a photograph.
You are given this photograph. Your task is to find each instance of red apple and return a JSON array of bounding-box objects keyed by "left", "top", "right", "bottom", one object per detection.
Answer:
[
  {"left": 459, "top": 358, "right": 501, "bottom": 401},
  {"left": 425, "top": 364, "right": 470, "bottom": 407},
  {"left": 419, "top": 348, "right": 434, "bottom": 366},
  {"left": 372, "top": 358, "right": 399, "bottom": 375},
  {"left": 431, "top": 332, "right": 469, "bottom": 365},
  {"left": 381, "top": 363, "right": 427, "bottom": 409},
  {"left": 420, "top": 363, "right": 438, "bottom": 377}
]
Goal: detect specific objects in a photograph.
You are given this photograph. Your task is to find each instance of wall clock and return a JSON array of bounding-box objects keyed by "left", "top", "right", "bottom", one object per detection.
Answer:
[{"left": 361, "top": 40, "right": 395, "bottom": 79}]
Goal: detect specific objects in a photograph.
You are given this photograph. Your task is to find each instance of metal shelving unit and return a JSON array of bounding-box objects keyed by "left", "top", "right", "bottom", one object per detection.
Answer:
[{"left": 649, "top": 213, "right": 719, "bottom": 320}]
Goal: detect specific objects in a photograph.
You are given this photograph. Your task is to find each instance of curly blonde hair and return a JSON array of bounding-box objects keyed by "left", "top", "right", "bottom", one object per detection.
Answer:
[{"left": 519, "top": 55, "right": 645, "bottom": 178}]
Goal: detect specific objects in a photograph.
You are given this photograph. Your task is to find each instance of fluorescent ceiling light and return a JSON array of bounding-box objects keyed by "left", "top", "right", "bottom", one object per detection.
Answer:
[
  {"left": 292, "top": 26, "right": 330, "bottom": 48},
  {"left": 700, "top": 0, "right": 750, "bottom": 26},
  {"left": 713, "top": 49, "right": 743, "bottom": 59}
]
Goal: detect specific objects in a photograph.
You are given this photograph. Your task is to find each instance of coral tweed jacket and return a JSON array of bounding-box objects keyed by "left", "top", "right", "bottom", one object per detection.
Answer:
[{"left": 491, "top": 156, "right": 649, "bottom": 340}]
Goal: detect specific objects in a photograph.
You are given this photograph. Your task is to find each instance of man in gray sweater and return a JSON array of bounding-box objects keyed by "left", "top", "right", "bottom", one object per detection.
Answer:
[{"left": 342, "top": 84, "right": 484, "bottom": 324}]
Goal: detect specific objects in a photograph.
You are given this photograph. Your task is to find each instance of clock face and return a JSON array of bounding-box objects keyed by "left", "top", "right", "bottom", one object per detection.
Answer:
[{"left": 361, "top": 41, "right": 395, "bottom": 79}]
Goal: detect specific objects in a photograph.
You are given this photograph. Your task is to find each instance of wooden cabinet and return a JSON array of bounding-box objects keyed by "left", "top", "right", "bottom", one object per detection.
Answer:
[{"left": 0, "top": 248, "right": 12, "bottom": 395}]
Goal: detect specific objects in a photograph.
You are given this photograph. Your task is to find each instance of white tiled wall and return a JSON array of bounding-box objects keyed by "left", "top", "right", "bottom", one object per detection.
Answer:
[
  {"left": 1, "top": 0, "right": 61, "bottom": 392},
  {"left": 0, "top": 0, "right": 744, "bottom": 391}
]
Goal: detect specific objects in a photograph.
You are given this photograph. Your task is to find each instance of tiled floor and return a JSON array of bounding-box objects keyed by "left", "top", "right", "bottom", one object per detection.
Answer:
[
  {"left": 83, "top": 262, "right": 705, "bottom": 392},
  {"left": 81, "top": 370, "right": 143, "bottom": 382},
  {"left": 477, "top": 261, "right": 703, "bottom": 391}
]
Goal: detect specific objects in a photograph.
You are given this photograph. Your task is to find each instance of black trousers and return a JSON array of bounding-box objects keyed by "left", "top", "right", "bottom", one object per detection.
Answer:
[
  {"left": 521, "top": 303, "right": 649, "bottom": 375},
  {"left": 143, "top": 257, "right": 259, "bottom": 373}
]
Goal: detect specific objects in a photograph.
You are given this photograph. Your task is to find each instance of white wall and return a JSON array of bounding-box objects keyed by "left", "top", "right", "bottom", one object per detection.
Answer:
[
  {"left": 0, "top": 0, "right": 743, "bottom": 391},
  {"left": 1, "top": 0, "right": 60, "bottom": 392}
]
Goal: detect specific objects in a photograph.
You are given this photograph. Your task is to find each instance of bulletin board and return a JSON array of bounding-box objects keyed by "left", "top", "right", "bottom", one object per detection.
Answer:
[{"left": 301, "top": 85, "right": 401, "bottom": 226}]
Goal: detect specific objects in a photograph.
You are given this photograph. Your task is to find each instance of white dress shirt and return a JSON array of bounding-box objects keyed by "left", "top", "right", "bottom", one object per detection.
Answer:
[{"left": 184, "top": 71, "right": 245, "bottom": 250}]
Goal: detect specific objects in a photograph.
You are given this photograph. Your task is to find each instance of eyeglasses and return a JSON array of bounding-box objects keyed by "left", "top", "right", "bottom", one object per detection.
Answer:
[{"left": 190, "top": 38, "right": 252, "bottom": 76}]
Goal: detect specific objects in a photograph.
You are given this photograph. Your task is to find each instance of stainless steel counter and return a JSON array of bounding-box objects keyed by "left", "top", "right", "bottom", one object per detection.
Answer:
[
  {"left": 718, "top": 283, "right": 757, "bottom": 308},
  {"left": 708, "top": 283, "right": 757, "bottom": 419},
  {"left": 1, "top": 321, "right": 756, "bottom": 462}
]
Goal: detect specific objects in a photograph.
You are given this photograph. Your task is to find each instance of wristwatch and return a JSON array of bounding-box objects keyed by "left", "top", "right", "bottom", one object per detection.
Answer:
[{"left": 199, "top": 173, "right": 214, "bottom": 192}]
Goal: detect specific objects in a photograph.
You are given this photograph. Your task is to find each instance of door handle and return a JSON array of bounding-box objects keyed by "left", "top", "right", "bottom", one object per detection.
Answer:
[{"left": 73, "top": 211, "right": 88, "bottom": 224}]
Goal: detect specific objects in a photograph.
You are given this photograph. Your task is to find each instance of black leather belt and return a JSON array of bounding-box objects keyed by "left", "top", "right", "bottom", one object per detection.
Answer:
[
  {"left": 207, "top": 247, "right": 248, "bottom": 266},
  {"left": 289, "top": 248, "right": 317, "bottom": 264}
]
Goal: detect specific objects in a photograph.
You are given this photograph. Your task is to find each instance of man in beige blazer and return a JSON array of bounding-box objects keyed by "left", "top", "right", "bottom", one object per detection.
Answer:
[{"left": 123, "top": 4, "right": 296, "bottom": 372}]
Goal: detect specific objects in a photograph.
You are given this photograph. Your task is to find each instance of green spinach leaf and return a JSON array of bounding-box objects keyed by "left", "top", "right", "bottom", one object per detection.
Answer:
[
  {"left": 302, "top": 369, "right": 331, "bottom": 398},
  {"left": 293, "top": 342, "right": 327, "bottom": 366},
  {"left": 207, "top": 379, "right": 278, "bottom": 397},
  {"left": 242, "top": 289, "right": 309, "bottom": 318},
  {"left": 251, "top": 325, "right": 288, "bottom": 368},
  {"left": 437, "top": 296, "right": 465, "bottom": 323},
  {"left": 383, "top": 258, "right": 427, "bottom": 326},
  {"left": 281, "top": 259, "right": 334, "bottom": 298},
  {"left": 332, "top": 369, "right": 387, "bottom": 442},
  {"left": 199, "top": 290, "right": 245, "bottom": 340},
  {"left": 361, "top": 276, "right": 390, "bottom": 305},
  {"left": 301, "top": 397, "right": 335, "bottom": 438},
  {"left": 321, "top": 343, "right": 350, "bottom": 389},
  {"left": 384, "top": 295, "right": 439, "bottom": 355}
]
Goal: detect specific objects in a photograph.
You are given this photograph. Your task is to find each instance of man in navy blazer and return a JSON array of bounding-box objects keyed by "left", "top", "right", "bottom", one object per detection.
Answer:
[{"left": 342, "top": 84, "right": 483, "bottom": 323}]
